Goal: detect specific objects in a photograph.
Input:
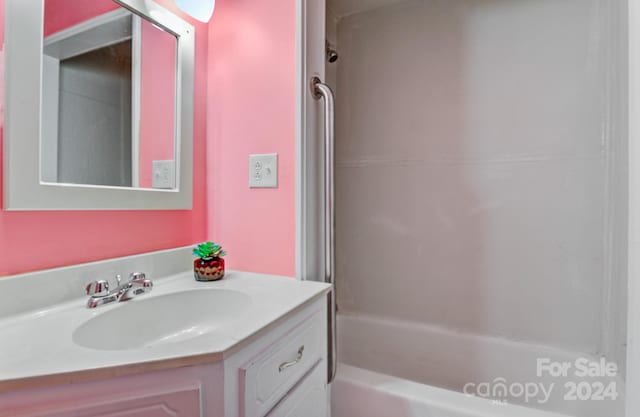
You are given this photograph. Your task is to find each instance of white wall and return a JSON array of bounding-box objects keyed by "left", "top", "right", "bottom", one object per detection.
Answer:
[
  {"left": 325, "top": 2, "right": 339, "bottom": 174},
  {"left": 334, "top": 0, "right": 627, "bottom": 358},
  {"left": 626, "top": 1, "right": 640, "bottom": 413},
  {"left": 325, "top": 7, "right": 338, "bottom": 95},
  {"left": 328, "top": 0, "right": 407, "bottom": 18},
  {"left": 57, "top": 42, "right": 133, "bottom": 187}
]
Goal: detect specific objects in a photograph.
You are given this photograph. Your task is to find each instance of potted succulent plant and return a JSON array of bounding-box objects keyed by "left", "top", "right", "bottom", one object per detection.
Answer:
[{"left": 192, "top": 242, "right": 226, "bottom": 281}]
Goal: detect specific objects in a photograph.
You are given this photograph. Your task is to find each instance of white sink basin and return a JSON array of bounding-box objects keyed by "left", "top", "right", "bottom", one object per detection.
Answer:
[{"left": 73, "top": 289, "right": 252, "bottom": 351}]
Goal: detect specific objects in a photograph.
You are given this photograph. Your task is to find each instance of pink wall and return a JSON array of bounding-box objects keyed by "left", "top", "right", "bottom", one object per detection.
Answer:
[
  {"left": 206, "top": 0, "right": 297, "bottom": 276},
  {"left": 139, "top": 22, "right": 177, "bottom": 188},
  {"left": 44, "top": 0, "right": 119, "bottom": 36},
  {"left": 0, "top": 0, "right": 298, "bottom": 277},
  {"left": 0, "top": 0, "right": 209, "bottom": 276}
]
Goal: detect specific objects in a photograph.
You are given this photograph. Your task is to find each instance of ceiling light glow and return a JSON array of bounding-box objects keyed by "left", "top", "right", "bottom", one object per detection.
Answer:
[{"left": 176, "top": 0, "right": 215, "bottom": 23}]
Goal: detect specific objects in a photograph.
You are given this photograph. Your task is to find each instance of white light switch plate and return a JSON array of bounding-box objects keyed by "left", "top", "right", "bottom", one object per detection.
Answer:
[
  {"left": 249, "top": 153, "right": 278, "bottom": 188},
  {"left": 152, "top": 160, "right": 175, "bottom": 189}
]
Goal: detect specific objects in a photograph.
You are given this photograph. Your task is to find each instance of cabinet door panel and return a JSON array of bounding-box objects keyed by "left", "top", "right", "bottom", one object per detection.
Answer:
[{"left": 46, "top": 387, "right": 201, "bottom": 417}]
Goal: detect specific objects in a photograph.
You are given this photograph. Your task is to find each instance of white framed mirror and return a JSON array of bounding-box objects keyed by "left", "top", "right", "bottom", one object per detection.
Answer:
[{"left": 4, "top": 0, "right": 195, "bottom": 210}]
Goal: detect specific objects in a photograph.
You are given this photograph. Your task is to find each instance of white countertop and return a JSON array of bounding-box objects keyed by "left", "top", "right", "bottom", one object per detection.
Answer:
[{"left": 0, "top": 271, "right": 331, "bottom": 392}]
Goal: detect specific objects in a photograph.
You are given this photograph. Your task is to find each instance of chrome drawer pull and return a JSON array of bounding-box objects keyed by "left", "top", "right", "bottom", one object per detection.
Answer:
[{"left": 278, "top": 345, "right": 305, "bottom": 372}]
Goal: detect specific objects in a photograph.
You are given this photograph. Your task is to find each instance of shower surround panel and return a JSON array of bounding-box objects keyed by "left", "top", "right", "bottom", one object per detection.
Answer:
[
  {"left": 332, "top": 0, "right": 627, "bottom": 415},
  {"left": 335, "top": 0, "right": 626, "bottom": 357}
]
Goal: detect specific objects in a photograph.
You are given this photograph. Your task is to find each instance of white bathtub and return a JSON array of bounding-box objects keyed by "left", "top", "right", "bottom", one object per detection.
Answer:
[
  {"left": 332, "top": 313, "right": 624, "bottom": 417},
  {"left": 332, "top": 365, "right": 573, "bottom": 417}
]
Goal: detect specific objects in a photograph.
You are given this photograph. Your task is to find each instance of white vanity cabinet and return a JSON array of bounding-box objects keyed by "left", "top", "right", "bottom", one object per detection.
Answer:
[
  {"left": 44, "top": 387, "right": 203, "bottom": 417},
  {"left": 224, "top": 297, "right": 328, "bottom": 417},
  {"left": 0, "top": 296, "right": 328, "bottom": 417},
  {"left": 0, "top": 364, "right": 223, "bottom": 417}
]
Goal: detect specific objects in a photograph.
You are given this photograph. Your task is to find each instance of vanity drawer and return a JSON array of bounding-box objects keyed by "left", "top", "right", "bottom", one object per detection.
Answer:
[
  {"left": 265, "top": 362, "right": 327, "bottom": 417},
  {"left": 239, "top": 310, "right": 324, "bottom": 417}
]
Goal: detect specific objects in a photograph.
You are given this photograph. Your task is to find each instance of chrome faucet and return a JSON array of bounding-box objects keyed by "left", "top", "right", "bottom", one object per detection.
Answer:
[{"left": 85, "top": 272, "right": 153, "bottom": 308}]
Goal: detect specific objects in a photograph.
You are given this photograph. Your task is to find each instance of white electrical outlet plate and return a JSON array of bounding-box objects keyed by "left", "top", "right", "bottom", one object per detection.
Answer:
[
  {"left": 249, "top": 153, "right": 278, "bottom": 188},
  {"left": 152, "top": 160, "right": 175, "bottom": 189}
]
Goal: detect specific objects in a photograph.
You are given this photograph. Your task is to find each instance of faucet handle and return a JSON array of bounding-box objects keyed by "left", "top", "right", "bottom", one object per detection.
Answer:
[
  {"left": 86, "top": 280, "right": 109, "bottom": 297},
  {"left": 119, "top": 272, "right": 153, "bottom": 302},
  {"left": 129, "top": 272, "right": 147, "bottom": 282}
]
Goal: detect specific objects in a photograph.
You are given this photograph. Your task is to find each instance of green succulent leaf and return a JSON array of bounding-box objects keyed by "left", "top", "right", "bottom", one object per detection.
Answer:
[{"left": 193, "top": 241, "right": 226, "bottom": 259}]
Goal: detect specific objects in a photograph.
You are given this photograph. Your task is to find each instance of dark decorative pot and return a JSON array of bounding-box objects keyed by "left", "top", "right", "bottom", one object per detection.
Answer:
[{"left": 193, "top": 257, "right": 225, "bottom": 281}]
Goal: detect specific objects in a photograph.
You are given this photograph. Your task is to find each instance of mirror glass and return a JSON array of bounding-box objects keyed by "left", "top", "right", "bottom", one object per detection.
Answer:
[{"left": 42, "top": 0, "right": 178, "bottom": 189}]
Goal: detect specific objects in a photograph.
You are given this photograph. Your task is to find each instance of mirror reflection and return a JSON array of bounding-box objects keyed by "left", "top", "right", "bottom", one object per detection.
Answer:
[{"left": 41, "top": 0, "right": 178, "bottom": 189}]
